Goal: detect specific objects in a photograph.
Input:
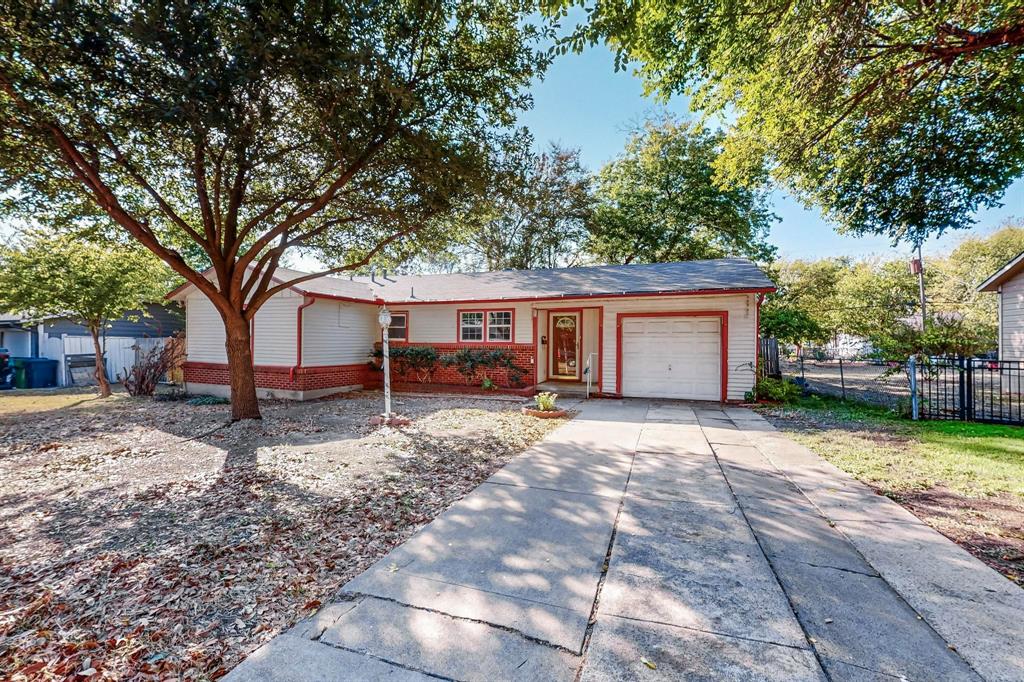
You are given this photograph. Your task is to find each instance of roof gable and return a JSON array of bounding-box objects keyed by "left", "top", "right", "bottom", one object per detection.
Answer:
[{"left": 978, "top": 250, "right": 1024, "bottom": 292}]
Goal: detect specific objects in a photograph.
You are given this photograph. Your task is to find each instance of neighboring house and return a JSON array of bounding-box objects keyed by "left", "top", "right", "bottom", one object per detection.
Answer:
[
  {"left": 0, "top": 304, "right": 184, "bottom": 386},
  {"left": 979, "top": 251, "right": 1024, "bottom": 362},
  {"left": 168, "top": 258, "right": 775, "bottom": 402}
]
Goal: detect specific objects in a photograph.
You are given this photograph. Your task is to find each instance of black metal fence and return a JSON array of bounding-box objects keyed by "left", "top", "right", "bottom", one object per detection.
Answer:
[
  {"left": 918, "top": 358, "right": 1024, "bottom": 425},
  {"left": 776, "top": 353, "right": 1024, "bottom": 426}
]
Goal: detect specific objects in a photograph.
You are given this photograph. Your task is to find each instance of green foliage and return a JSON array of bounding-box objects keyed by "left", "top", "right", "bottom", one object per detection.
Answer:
[
  {"left": 535, "top": 391, "right": 558, "bottom": 411},
  {"left": 759, "top": 305, "right": 826, "bottom": 346},
  {"left": 0, "top": 0, "right": 550, "bottom": 416},
  {"left": 372, "top": 346, "right": 441, "bottom": 383},
  {"left": 441, "top": 348, "right": 526, "bottom": 387},
  {"left": 589, "top": 118, "right": 776, "bottom": 264},
  {"left": 755, "top": 377, "right": 801, "bottom": 404},
  {"left": 765, "top": 226, "right": 1024, "bottom": 357},
  {"left": 445, "top": 139, "right": 595, "bottom": 270},
  {"left": 0, "top": 231, "right": 172, "bottom": 330},
  {"left": 481, "top": 377, "right": 497, "bottom": 390},
  {"left": 554, "top": 0, "right": 1024, "bottom": 243},
  {"left": 187, "top": 395, "right": 231, "bottom": 406}
]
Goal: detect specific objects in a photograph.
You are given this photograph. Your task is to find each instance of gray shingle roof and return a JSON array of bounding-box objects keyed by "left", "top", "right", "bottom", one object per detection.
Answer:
[{"left": 281, "top": 258, "right": 774, "bottom": 302}]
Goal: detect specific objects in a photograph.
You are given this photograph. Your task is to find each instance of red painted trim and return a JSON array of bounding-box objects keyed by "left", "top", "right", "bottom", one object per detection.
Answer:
[
  {"left": 391, "top": 287, "right": 775, "bottom": 307},
  {"left": 614, "top": 311, "right": 730, "bottom": 402},
  {"left": 308, "top": 291, "right": 384, "bottom": 304},
  {"left": 547, "top": 309, "right": 583, "bottom": 381},
  {"left": 293, "top": 296, "right": 316, "bottom": 380},
  {"left": 531, "top": 311, "right": 539, "bottom": 386},
  {"left": 456, "top": 307, "right": 516, "bottom": 344}
]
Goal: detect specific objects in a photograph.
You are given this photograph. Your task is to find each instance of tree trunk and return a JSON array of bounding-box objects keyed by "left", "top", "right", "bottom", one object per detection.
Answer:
[
  {"left": 224, "top": 313, "right": 261, "bottom": 420},
  {"left": 89, "top": 325, "right": 112, "bottom": 398}
]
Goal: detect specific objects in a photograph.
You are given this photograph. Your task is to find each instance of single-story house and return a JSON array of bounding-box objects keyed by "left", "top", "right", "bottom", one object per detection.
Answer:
[
  {"left": 0, "top": 304, "right": 183, "bottom": 386},
  {"left": 979, "top": 250, "right": 1024, "bottom": 362},
  {"left": 168, "top": 258, "right": 775, "bottom": 401}
]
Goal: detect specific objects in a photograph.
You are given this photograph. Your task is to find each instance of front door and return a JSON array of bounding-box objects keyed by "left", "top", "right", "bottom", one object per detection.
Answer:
[{"left": 550, "top": 313, "right": 580, "bottom": 380}]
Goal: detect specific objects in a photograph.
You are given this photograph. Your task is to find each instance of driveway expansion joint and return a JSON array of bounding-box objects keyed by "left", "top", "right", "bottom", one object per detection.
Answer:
[
  {"left": 313, "top": 637, "right": 459, "bottom": 681},
  {"left": 601, "top": 612, "right": 815, "bottom": 653},
  {"left": 335, "top": 592, "right": 584, "bottom": 657}
]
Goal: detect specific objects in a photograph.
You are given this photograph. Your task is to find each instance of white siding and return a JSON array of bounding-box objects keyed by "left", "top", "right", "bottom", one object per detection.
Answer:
[
  {"left": 302, "top": 299, "right": 378, "bottom": 366},
  {"left": 403, "top": 302, "right": 533, "bottom": 344},
  {"left": 185, "top": 291, "right": 227, "bottom": 363},
  {"left": 1001, "top": 273, "right": 1024, "bottom": 361},
  {"left": 252, "top": 292, "right": 300, "bottom": 365},
  {"left": 595, "top": 293, "right": 756, "bottom": 401}
]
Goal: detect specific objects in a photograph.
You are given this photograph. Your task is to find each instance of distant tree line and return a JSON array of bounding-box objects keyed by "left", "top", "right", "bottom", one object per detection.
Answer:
[{"left": 761, "top": 226, "right": 1024, "bottom": 358}]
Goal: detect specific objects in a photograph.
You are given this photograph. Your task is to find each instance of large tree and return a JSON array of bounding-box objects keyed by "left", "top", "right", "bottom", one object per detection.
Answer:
[
  {"left": 0, "top": 232, "right": 172, "bottom": 397},
  {"left": 0, "top": 0, "right": 547, "bottom": 419},
  {"left": 448, "top": 140, "right": 594, "bottom": 270},
  {"left": 555, "top": 0, "right": 1024, "bottom": 245},
  {"left": 589, "top": 118, "right": 776, "bottom": 264}
]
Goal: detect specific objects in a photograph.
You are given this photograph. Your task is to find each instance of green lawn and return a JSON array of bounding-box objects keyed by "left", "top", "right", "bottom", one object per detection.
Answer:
[{"left": 762, "top": 396, "right": 1024, "bottom": 500}]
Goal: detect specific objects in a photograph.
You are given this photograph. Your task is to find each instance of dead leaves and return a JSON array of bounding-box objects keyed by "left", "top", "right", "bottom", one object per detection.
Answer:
[{"left": 0, "top": 393, "right": 562, "bottom": 680}]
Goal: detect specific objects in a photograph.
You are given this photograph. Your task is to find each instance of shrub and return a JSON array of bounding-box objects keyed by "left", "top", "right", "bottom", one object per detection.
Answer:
[
  {"left": 755, "top": 377, "right": 801, "bottom": 403},
  {"left": 369, "top": 346, "right": 440, "bottom": 383},
  {"left": 119, "top": 335, "right": 185, "bottom": 397},
  {"left": 441, "top": 348, "right": 526, "bottom": 387},
  {"left": 535, "top": 391, "right": 558, "bottom": 411}
]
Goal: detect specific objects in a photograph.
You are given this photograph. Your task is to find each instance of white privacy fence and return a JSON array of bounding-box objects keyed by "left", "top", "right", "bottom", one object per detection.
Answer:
[{"left": 44, "top": 335, "right": 173, "bottom": 386}]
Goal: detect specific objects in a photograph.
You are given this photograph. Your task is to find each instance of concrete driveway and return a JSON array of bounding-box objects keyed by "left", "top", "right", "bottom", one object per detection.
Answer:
[{"left": 226, "top": 400, "right": 1023, "bottom": 681}]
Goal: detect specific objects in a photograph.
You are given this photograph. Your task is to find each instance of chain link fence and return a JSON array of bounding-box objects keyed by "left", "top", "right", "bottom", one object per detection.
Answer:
[
  {"left": 772, "top": 350, "right": 1024, "bottom": 425},
  {"left": 781, "top": 356, "right": 913, "bottom": 410}
]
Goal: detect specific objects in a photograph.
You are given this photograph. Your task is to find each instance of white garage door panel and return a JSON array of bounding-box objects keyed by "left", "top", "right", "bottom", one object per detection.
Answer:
[{"left": 621, "top": 317, "right": 721, "bottom": 400}]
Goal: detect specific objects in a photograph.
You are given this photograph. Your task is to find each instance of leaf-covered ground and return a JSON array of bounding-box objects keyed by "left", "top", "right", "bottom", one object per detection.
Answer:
[{"left": 0, "top": 390, "right": 567, "bottom": 680}]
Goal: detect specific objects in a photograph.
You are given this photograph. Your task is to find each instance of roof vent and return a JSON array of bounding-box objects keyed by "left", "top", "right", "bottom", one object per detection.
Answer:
[
  {"left": 410, "top": 286, "right": 415, "bottom": 299},
  {"left": 370, "top": 266, "right": 376, "bottom": 283}
]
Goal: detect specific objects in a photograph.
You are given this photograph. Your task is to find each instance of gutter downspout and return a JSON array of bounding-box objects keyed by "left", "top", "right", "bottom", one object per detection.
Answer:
[{"left": 292, "top": 296, "right": 315, "bottom": 382}]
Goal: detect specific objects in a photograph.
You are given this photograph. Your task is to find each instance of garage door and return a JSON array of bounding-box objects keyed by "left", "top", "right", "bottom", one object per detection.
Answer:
[{"left": 620, "top": 316, "right": 721, "bottom": 400}]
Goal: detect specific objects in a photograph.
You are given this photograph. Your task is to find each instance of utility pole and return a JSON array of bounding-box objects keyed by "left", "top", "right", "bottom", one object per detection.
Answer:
[{"left": 911, "top": 242, "right": 927, "bottom": 331}]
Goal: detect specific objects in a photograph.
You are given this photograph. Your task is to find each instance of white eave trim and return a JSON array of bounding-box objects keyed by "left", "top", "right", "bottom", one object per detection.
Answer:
[{"left": 978, "top": 250, "right": 1024, "bottom": 292}]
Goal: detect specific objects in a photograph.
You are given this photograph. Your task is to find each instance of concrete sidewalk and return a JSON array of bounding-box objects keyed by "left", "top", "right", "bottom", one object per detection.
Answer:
[{"left": 225, "top": 400, "right": 1021, "bottom": 681}]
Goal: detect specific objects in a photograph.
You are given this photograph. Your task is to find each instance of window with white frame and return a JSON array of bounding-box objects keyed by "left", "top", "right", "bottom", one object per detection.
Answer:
[
  {"left": 388, "top": 312, "right": 408, "bottom": 340},
  {"left": 488, "top": 311, "right": 513, "bottom": 342},
  {"left": 459, "top": 311, "right": 484, "bottom": 341}
]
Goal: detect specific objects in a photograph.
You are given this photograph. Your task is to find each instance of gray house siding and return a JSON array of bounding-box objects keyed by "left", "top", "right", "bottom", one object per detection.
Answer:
[{"left": 42, "top": 303, "right": 184, "bottom": 338}]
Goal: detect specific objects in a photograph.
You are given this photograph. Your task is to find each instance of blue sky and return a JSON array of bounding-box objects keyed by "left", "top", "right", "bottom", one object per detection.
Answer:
[{"left": 519, "top": 41, "right": 1024, "bottom": 262}]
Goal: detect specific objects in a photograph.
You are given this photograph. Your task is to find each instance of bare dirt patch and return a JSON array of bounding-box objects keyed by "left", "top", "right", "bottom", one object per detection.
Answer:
[
  {"left": 894, "top": 487, "right": 1024, "bottom": 584},
  {"left": 0, "top": 391, "right": 568, "bottom": 680}
]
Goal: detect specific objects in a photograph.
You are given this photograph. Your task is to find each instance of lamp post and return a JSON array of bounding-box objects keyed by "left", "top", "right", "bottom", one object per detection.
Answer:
[{"left": 378, "top": 307, "right": 392, "bottom": 419}]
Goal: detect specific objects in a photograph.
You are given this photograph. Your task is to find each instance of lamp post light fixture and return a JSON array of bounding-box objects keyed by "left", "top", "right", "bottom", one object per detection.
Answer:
[{"left": 378, "top": 307, "right": 393, "bottom": 419}]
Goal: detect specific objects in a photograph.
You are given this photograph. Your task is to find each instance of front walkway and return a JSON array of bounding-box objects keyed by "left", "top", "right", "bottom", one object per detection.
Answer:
[{"left": 225, "top": 401, "right": 1023, "bottom": 681}]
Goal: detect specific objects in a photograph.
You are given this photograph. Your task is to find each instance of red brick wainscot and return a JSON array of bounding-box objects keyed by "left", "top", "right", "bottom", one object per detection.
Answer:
[
  {"left": 369, "top": 343, "right": 536, "bottom": 391},
  {"left": 183, "top": 361, "right": 374, "bottom": 392}
]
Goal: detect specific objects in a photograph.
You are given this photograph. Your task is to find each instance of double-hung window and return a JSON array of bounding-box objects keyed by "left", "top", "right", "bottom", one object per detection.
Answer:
[
  {"left": 487, "top": 311, "right": 513, "bottom": 342},
  {"left": 459, "top": 311, "right": 484, "bottom": 342}
]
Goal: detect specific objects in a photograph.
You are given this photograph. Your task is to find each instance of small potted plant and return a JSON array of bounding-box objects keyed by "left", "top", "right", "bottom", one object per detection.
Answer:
[{"left": 522, "top": 391, "right": 568, "bottom": 418}]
